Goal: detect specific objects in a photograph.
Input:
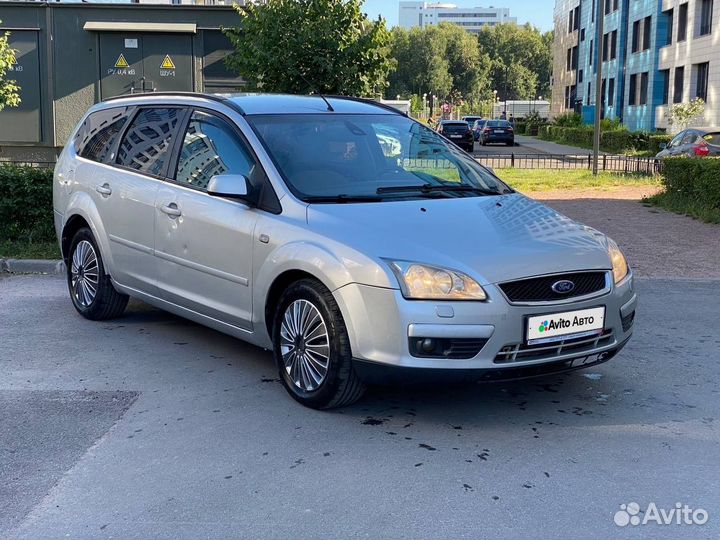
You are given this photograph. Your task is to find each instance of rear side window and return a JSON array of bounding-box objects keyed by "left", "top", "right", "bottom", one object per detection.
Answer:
[
  {"left": 702, "top": 132, "right": 720, "bottom": 145},
  {"left": 74, "top": 107, "right": 128, "bottom": 163},
  {"left": 116, "top": 108, "right": 183, "bottom": 176}
]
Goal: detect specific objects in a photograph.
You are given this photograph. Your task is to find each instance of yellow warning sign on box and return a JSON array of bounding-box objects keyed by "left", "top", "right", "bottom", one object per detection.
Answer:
[
  {"left": 114, "top": 54, "right": 129, "bottom": 69},
  {"left": 160, "top": 55, "right": 176, "bottom": 69}
]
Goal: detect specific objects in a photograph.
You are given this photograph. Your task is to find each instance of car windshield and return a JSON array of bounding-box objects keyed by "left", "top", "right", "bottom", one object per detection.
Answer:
[{"left": 248, "top": 114, "right": 510, "bottom": 202}]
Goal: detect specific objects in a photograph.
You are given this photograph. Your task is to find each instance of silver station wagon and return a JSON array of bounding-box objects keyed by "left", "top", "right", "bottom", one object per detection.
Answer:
[{"left": 54, "top": 93, "right": 637, "bottom": 409}]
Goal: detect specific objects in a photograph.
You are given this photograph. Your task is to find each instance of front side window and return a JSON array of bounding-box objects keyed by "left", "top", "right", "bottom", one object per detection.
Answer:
[
  {"left": 74, "top": 107, "right": 128, "bottom": 163},
  {"left": 116, "top": 108, "right": 183, "bottom": 176},
  {"left": 175, "top": 111, "right": 256, "bottom": 189},
  {"left": 248, "top": 114, "right": 510, "bottom": 202}
]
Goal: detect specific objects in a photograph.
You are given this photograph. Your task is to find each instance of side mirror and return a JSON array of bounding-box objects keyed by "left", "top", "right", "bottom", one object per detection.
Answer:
[
  {"left": 207, "top": 174, "right": 252, "bottom": 202},
  {"left": 659, "top": 143, "right": 667, "bottom": 150}
]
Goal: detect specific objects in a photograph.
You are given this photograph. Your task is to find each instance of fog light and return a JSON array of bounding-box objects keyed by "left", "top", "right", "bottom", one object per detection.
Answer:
[{"left": 421, "top": 338, "right": 436, "bottom": 353}]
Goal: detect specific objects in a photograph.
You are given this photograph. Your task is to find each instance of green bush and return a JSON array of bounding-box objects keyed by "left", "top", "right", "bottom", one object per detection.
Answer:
[
  {"left": 539, "top": 124, "right": 665, "bottom": 154},
  {"left": 553, "top": 112, "right": 583, "bottom": 127},
  {"left": 649, "top": 157, "right": 720, "bottom": 223},
  {"left": 648, "top": 134, "right": 674, "bottom": 155},
  {"left": 0, "top": 165, "right": 55, "bottom": 243}
]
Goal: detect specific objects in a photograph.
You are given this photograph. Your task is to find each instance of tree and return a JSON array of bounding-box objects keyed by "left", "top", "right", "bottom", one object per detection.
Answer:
[
  {"left": 223, "top": 0, "right": 392, "bottom": 96},
  {"left": 386, "top": 24, "right": 490, "bottom": 104},
  {"left": 0, "top": 23, "right": 21, "bottom": 112},
  {"left": 477, "top": 23, "right": 553, "bottom": 101},
  {"left": 668, "top": 98, "right": 705, "bottom": 131}
]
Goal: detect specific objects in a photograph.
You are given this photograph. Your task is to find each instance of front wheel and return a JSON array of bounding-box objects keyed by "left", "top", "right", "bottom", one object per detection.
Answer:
[
  {"left": 272, "top": 279, "right": 365, "bottom": 409},
  {"left": 67, "top": 227, "right": 128, "bottom": 320}
]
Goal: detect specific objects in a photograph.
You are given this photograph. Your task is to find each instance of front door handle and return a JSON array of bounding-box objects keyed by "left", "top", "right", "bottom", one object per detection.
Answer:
[
  {"left": 96, "top": 183, "right": 112, "bottom": 196},
  {"left": 160, "top": 202, "right": 182, "bottom": 217}
]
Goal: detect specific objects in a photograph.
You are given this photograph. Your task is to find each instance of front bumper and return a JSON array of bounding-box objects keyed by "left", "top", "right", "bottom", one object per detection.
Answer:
[{"left": 333, "top": 272, "right": 636, "bottom": 373}]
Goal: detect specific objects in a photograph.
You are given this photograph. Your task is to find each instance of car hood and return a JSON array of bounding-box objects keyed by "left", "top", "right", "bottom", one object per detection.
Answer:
[{"left": 306, "top": 193, "right": 613, "bottom": 286}]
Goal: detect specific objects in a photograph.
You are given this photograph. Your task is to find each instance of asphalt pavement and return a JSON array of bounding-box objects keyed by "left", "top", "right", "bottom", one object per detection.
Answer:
[{"left": 1, "top": 273, "right": 719, "bottom": 539}]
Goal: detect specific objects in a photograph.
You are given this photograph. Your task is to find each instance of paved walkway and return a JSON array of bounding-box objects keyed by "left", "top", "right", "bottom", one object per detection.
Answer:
[
  {"left": 527, "top": 187, "right": 720, "bottom": 279},
  {"left": 514, "top": 135, "right": 607, "bottom": 156}
]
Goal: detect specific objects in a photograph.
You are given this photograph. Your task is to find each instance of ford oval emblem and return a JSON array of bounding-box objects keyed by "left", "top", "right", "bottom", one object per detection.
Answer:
[{"left": 551, "top": 279, "right": 575, "bottom": 294}]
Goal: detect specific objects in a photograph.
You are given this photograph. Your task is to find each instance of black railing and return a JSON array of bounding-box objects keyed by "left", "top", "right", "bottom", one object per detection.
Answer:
[{"left": 474, "top": 153, "right": 662, "bottom": 175}]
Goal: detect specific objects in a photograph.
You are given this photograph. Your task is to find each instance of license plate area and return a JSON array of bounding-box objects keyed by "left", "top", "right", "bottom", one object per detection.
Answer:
[
  {"left": 494, "top": 129, "right": 505, "bottom": 133},
  {"left": 450, "top": 134, "right": 462, "bottom": 138},
  {"left": 526, "top": 306, "right": 605, "bottom": 345}
]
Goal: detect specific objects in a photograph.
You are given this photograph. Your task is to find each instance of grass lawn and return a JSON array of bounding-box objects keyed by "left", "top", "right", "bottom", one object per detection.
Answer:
[
  {"left": 644, "top": 192, "right": 720, "bottom": 224},
  {"left": 495, "top": 168, "right": 661, "bottom": 192},
  {"left": 0, "top": 240, "right": 61, "bottom": 260}
]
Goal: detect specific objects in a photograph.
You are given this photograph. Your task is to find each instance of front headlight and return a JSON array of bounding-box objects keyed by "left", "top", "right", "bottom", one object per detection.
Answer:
[
  {"left": 386, "top": 260, "right": 487, "bottom": 300},
  {"left": 607, "top": 238, "right": 629, "bottom": 283}
]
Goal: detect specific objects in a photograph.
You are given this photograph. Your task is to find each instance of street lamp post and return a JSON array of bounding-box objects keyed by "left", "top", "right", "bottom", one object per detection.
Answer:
[
  {"left": 592, "top": 0, "right": 604, "bottom": 175},
  {"left": 492, "top": 90, "right": 497, "bottom": 119}
]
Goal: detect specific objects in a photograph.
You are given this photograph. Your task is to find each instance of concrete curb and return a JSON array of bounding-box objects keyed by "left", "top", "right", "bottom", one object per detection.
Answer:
[{"left": 0, "top": 258, "right": 65, "bottom": 274}]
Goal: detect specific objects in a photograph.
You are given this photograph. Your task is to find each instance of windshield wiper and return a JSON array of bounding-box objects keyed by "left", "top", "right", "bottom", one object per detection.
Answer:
[
  {"left": 376, "top": 184, "right": 501, "bottom": 196},
  {"left": 303, "top": 194, "right": 384, "bottom": 203}
]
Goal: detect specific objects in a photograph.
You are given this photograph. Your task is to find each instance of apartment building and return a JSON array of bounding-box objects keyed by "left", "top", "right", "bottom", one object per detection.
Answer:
[
  {"left": 552, "top": 0, "right": 718, "bottom": 131},
  {"left": 399, "top": 2, "right": 516, "bottom": 33}
]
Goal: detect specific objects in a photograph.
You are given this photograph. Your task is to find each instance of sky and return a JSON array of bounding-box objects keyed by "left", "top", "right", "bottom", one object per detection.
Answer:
[{"left": 361, "top": 0, "right": 554, "bottom": 32}]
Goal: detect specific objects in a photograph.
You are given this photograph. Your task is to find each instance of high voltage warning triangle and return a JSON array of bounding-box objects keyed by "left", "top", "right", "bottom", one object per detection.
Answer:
[
  {"left": 114, "top": 54, "right": 129, "bottom": 69},
  {"left": 160, "top": 55, "right": 176, "bottom": 69}
]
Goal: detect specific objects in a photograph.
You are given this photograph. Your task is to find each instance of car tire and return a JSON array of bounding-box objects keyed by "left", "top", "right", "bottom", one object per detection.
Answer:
[
  {"left": 67, "top": 227, "right": 128, "bottom": 320},
  {"left": 272, "top": 278, "right": 366, "bottom": 409}
]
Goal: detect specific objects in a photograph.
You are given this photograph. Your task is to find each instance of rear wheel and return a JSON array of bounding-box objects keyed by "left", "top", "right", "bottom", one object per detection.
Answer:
[
  {"left": 67, "top": 228, "right": 128, "bottom": 320},
  {"left": 272, "top": 278, "right": 365, "bottom": 409}
]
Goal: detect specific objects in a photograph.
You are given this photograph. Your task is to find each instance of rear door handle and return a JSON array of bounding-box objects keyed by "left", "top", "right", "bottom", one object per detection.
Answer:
[
  {"left": 160, "top": 202, "right": 182, "bottom": 217},
  {"left": 96, "top": 183, "right": 112, "bottom": 196}
]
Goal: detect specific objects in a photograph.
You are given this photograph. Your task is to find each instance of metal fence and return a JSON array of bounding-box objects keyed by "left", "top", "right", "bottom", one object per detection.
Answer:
[{"left": 474, "top": 153, "right": 662, "bottom": 176}]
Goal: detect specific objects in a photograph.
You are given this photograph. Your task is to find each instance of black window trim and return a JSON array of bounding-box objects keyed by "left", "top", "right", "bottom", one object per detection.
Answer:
[
  {"left": 164, "top": 105, "right": 282, "bottom": 214},
  {"left": 112, "top": 105, "right": 191, "bottom": 182}
]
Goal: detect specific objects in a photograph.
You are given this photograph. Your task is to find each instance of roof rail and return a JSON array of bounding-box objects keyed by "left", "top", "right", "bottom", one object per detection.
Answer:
[
  {"left": 324, "top": 95, "right": 407, "bottom": 116},
  {"left": 100, "top": 91, "right": 246, "bottom": 115}
]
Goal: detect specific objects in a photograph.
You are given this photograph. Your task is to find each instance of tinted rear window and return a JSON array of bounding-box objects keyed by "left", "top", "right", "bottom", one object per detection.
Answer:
[
  {"left": 74, "top": 107, "right": 129, "bottom": 164},
  {"left": 486, "top": 120, "right": 512, "bottom": 128},
  {"left": 702, "top": 132, "right": 720, "bottom": 145},
  {"left": 115, "top": 108, "right": 183, "bottom": 176},
  {"left": 442, "top": 122, "right": 469, "bottom": 129}
]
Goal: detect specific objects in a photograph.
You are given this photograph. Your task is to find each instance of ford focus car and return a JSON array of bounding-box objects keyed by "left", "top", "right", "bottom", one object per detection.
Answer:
[{"left": 54, "top": 93, "right": 637, "bottom": 409}]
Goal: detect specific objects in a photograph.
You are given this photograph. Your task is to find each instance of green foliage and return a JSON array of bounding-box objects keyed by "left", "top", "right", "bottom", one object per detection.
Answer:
[
  {"left": 223, "top": 0, "right": 392, "bottom": 96},
  {"left": 0, "top": 166, "right": 55, "bottom": 243},
  {"left": 668, "top": 98, "right": 705, "bottom": 130},
  {"left": 539, "top": 125, "right": 650, "bottom": 153},
  {"left": 600, "top": 117, "right": 622, "bottom": 131},
  {"left": 387, "top": 24, "right": 489, "bottom": 103},
  {"left": 552, "top": 112, "right": 583, "bottom": 127},
  {"left": 648, "top": 134, "right": 673, "bottom": 154},
  {"left": 648, "top": 157, "right": 720, "bottom": 223},
  {"left": 0, "top": 23, "right": 22, "bottom": 112},
  {"left": 477, "top": 23, "right": 553, "bottom": 100}
]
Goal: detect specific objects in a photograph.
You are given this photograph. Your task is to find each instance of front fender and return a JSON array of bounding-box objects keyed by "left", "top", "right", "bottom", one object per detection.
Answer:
[{"left": 62, "top": 191, "right": 115, "bottom": 276}]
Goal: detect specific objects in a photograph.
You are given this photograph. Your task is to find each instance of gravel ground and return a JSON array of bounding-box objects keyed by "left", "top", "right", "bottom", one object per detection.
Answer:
[{"left": 527, "top": 187, "right": 720, "bottom": 280}]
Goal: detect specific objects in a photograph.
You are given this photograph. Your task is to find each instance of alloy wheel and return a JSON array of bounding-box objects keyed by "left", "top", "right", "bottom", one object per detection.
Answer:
[
  {"left": 279, "top": 299, "right": 330, "bottom": 391},
  {"left": 70, "top": 240, "right": 99, "bottom": 307}
]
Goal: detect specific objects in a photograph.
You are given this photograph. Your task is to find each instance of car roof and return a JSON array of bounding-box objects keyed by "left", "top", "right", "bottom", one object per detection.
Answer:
[
  {"left": 441, "top": 120, "right": 469, "bottom": 124},
  {"left": 98, "top": 91, "right": 400, "bottom": 116},
  {"left": 690, "top": 126, "right": 720, "bottom": 133}
]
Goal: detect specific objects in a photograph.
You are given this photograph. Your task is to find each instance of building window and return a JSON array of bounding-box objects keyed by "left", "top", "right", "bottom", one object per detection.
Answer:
[
  {"left": 574, "top": 5, "right": 581, "bottom": 30},
  {"left": 629, "top": 74, "right": 637, "bottom": 106},
  {"left": 565, "top": 86, "right": 571, "bottom": 109},
  {"left": 602, "top": 32, "right": 608, "bottom": 61},
  {"left": 568, "top": 9, "right": 574, "bottom": 33},
  {"left": 579, "top": 69, "right": 584, "bottom": 83},
  {"left": 698, "top": 0, "right": 713, "bottom": 36},
  {"left": 639, "top": 72, "right": 649, "bottom": 105},
  {"left": 572, "top": 45, "right": 579, "bottom": 70},
  {"left": 581, "top": 28, "right": 586, "bottom": 41},
  {"left": 589, "top": 39, "right": 593, "bottom": 66},
  {"left": 611, "top": 30, "right": 617, "bottom": 59},
  {"left": 567, "top": 48, "right": 572, "bottom": 71},
  {"left": 587, "top": 81, "right": 592, "bottom": 105},
  {"left": 678, "top": 3, "right": 688, "bottom": 41},
  {"left": 604, "top": 0, "right": 611, "bottom": 15},
  {"left": 608, "top": 78, "right": 615, "bottom": 106},
  {"left": 695, "top": 62, "right": 709, "bottom": 101},
  {"left": 632, "top": 20, "right": 640, "bottom": 52},
  {"left": 592, "top": 0, "right": 595, "bottom": 22},
  {"left": 643, "top": 16, "right": 652, "bottom": 50},
  {"left": 660, "top": 69, "right": 670, "bottom": 104},
  {"left": 673, "top": 66, "right": 685, "bottom": 103},
  {"left": 663, "top": 9, "right": 674, "bottom": 45}
]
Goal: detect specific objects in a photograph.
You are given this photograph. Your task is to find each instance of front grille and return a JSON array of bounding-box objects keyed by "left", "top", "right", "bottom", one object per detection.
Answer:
[
  {"left": 494, "top": 330, "right": 614, "bottom": 364},
  {"left": 621, "top": 310, "right": 635, "bottom": 332},
  {"left": 499, "top": 272, "right": 607, "bottom": 303},
  {"left": 409, "top": 337, "right": 488, "bottom": 359}
]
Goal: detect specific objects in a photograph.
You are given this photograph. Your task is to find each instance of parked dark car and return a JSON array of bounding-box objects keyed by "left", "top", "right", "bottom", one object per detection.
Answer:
[
  {"left": 655, "top": 127, "right": 720, "bottom": 158},
  {"left": 479, "top": 120, "right": 515, "bottom": 146},
  {"left": 438, "top": 120, "right": 474, "bottom": 152},
  {"left": 462, "top": 115, "right": 483, "bottom": 128},
  {"left": 472, "top": 119, "right": 487, "bottom": 141}
]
